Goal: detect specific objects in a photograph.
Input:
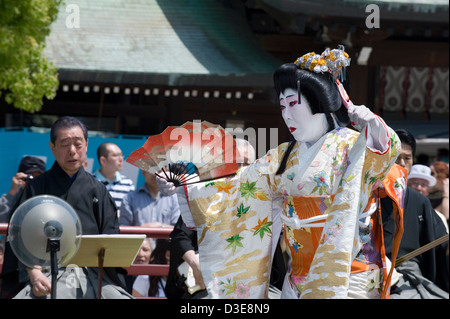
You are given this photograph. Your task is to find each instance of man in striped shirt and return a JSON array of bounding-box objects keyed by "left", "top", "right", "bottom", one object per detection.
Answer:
[{"left": 94, "top": 142, "right": 135, "bottom": 216}]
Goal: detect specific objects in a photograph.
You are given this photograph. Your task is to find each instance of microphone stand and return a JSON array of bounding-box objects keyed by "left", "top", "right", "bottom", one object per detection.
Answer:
[{"left": 46, "top": 238, "right": 60, "bottom": 299}]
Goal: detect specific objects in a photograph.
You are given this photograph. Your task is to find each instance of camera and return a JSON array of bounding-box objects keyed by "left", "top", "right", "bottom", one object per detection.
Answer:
[{"left": 21, "top": 174, "right": 34, "bottom": 181}]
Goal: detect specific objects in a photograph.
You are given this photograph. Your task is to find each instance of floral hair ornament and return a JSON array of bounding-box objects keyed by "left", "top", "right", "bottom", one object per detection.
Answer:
[
  {"left": 294, "top": 45, "right": 351, "bottom": 107},
  {"left": 294, "top": 45, "right": 350, "bottom": 82}
]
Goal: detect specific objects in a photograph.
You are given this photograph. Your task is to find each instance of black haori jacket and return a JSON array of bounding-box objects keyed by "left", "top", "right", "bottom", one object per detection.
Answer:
[{"left": 0, "top": 161, "right": 125, "bottom": 298}]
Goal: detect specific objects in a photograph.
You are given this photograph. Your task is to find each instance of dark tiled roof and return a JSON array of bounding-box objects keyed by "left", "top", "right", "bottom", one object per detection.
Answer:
[
  {"left": 43, "top": 0, "right": 281, "bottom": 86},
  {"left": 261, "top": 0, "right": 449, "bottom": 23}
]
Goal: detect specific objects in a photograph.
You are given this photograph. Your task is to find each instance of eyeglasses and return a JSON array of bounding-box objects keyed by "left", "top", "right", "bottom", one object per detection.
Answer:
[{"left": 409, "top": 180, "right": 430, "bottom": 188}]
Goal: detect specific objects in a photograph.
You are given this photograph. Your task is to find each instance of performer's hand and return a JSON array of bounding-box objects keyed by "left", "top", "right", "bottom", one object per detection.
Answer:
[
  {"left": 28, "top": 267, "right": 51, "bottom": 297},
  {"left": 337, "top": 78, "right": 375, "bottom": 132},
  {"left": 348, "top": 104, "right": 390, "bottom": 153},
  {"left": 347, "top": 104, "right": 378, "bottom": 132},
  {"left": 156, "top": 175, "right": 177, "bottom": 196}
]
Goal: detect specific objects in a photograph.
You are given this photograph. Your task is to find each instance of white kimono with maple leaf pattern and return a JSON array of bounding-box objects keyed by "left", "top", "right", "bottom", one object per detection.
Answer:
[{"left": 181, "top": 125, "right": 400, "bottom": 299}]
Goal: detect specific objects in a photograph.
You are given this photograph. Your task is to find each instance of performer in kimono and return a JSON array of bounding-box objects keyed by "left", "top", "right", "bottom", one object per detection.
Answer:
[
  {"left": 158, "top": 46, "right": 402, "bottom": 299},
  {"left": 0, "top": 116, "right": 132, "bottom": 299}
]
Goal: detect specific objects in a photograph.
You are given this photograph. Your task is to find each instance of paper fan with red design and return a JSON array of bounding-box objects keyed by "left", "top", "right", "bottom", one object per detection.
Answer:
[{"left": 126, "top": 120, "right": 239, "bottom": 186}]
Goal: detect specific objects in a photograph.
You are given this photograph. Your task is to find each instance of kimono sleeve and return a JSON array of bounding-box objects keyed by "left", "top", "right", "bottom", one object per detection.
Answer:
[{"left": 182, "top": 148, "right": 281, "bottom": 298}]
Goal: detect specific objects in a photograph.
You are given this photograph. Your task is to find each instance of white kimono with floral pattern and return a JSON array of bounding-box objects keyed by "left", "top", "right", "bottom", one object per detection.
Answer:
[{"left": 181, "top": 125, "right": 400, "bottom": 299}]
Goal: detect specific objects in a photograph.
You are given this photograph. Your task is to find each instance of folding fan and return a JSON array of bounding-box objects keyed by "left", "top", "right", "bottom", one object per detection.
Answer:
[{"left": 126, "top": 121, "right": 239, "bottom": 186}]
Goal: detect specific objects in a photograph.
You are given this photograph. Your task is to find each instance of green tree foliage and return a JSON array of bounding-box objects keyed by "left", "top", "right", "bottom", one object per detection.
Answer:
[{"left": 0, "top": 0, "right": 63, "bottom": 113}]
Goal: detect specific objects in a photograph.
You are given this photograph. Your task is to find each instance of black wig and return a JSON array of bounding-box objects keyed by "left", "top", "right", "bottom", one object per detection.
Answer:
[{"left": 273, "top": 63, "right": 350, "bottom": 132}]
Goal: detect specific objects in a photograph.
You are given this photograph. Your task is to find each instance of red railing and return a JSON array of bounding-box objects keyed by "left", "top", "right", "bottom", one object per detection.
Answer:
[
  {"left": 0, "top": 223, "right": 173, "bottom": 298},
  {"left": 0, "top": 223, "right": 7, "bottom": 236}
]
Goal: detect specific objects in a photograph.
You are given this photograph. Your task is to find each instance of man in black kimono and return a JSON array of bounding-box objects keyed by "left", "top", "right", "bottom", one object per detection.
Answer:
[
  {"left": 0, "top": 116, "right": 132, "bottom": 299},
  {"left": 382, "top": 129, "right": 449, "bottom": 298}
]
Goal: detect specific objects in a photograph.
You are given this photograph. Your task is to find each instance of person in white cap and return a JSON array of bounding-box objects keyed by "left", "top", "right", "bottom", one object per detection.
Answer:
[{"left": 408, "top": 164, "right": 437, "bottom": 197}]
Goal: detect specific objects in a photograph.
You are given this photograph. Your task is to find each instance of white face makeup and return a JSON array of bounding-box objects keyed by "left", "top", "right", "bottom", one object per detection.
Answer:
[{"left": 279, "top": 88, "right": 328, "bottom": 144}]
